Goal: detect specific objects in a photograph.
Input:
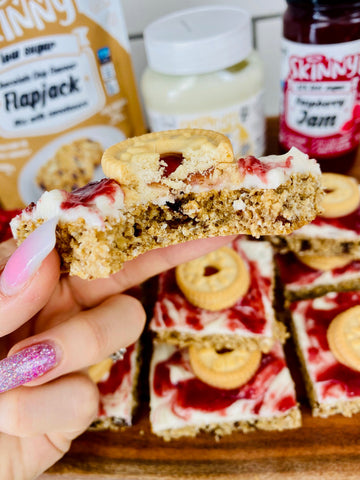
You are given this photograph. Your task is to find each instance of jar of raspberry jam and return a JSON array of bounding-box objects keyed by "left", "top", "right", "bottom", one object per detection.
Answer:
[{"left": 279, "top": 0, "right": 360, "bottom": 173}]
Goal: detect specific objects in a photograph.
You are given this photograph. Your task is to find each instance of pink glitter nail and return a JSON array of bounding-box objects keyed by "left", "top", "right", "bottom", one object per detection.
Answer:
[{"left": 0, "top": 343, "right": 58, "bottom": 394}]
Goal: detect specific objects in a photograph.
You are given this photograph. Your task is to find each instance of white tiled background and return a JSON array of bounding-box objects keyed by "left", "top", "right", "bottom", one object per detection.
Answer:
[{"left": 121, "top": 0, "right": 287, "bottom": 121}]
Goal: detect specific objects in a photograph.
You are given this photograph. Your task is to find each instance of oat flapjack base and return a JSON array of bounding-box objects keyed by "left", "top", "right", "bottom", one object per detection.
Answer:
[
  {"left": 11, "top": 129, "right": 322, "bottom": 280},
  {"left": 156, "top": 407, "right": 302, "bottom": 441}
]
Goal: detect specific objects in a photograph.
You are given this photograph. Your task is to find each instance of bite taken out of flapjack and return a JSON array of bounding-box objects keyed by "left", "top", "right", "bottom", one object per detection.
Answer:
[{"left": 11, "top": 129, "right": 323, "bottom": 279}]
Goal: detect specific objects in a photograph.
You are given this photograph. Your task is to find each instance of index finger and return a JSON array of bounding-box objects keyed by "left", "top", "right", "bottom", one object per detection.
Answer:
[{"left": 70, "top": 235, "right": 237, "bottom": 308}]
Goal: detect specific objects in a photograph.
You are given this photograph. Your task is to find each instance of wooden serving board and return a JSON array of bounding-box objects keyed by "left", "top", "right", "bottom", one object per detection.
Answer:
[{"left": 42, "top": 119, "right": 360, "bottom": 479}]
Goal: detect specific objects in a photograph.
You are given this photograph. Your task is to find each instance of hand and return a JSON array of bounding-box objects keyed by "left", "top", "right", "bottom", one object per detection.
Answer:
[{"left": 0, "top": 221, "right": 235, "bottom": 479}]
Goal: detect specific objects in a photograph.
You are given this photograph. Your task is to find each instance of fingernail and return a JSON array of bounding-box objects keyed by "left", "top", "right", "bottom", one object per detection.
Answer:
[
  {"left": 0, "top": 343, "right": 59, "bottom": 394},
  {"left": 0, "top": 218, "right": 57, "bottom": 296}
]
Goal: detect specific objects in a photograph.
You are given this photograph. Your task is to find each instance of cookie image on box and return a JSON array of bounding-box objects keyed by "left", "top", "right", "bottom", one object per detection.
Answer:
[{"left": 36, "top": 138, "right": 103, "bottom": 192}]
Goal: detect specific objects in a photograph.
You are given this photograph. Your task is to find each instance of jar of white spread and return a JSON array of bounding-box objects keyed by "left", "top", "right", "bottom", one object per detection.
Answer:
[{"left": 141, "top": 6, "right": 265, "bottom": 158}]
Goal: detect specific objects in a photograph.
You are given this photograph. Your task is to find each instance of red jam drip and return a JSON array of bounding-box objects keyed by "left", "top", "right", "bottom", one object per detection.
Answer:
[
  {"left": 275, "top": 252, "right": 360, "bottom": 287},
  {"left": 160, "top": 152, "right": 183, "bottom": 177},
  {"left": 155, "top": 242, "right": 271, "bottom": 334},
  {"left": 0, "top": 209, "right": 20, "bottom": 242},
  {"left": 204, "top": 266, "right": 219, "bottom": 276},
  {"left": 291, "top": 291, "right": 360, "bottom": 395},
  {"left": 60, "top": 178, "right": 119, "bottom": 210},
  {"left": 97, "top": 344, "right": 134, "bottom": 396},
  {"left": 311, "top": 203, "right": 360, "bottom": 234},
  {"left": 153, "top": 348, "right": 293, "bottom": 414},
  {"left": 238, "top": 155, "right": 292, "bottom": 183}
]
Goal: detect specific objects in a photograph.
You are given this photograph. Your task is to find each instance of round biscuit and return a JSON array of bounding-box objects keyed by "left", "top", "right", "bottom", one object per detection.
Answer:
[
  {"left": 175, "top": 246, "right": 250, "bottom": 311},
  {"left": 189, "top": 345, "right": 261, "bottom": 390}
]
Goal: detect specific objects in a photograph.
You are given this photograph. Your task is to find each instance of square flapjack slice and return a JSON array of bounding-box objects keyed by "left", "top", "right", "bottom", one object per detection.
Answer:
[
  {"left": 149, "top": 237, "right": 287, "bottom": 352},
  {"left": 11, "top": 129, "right": 322, "bottom": 279},
  {"left": 275, "top": 251, "right": 360, "bottom": 304},
  {"left": 271, "top": 173, "right": 360, "bottom": 258},
  {"left": 289, "top": 290, "right": 360, "bottom": 418},
  {"left": 89, "top": 342, "right": 141, "bottom": 430},
  {"left": 149, "top": 341, "right": 301, "bottom": 440}
]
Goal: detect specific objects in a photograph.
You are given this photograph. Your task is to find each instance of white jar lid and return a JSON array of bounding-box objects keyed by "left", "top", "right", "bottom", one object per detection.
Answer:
[{"left": 143, "top": 6, "right": 252, "bottom": 75}]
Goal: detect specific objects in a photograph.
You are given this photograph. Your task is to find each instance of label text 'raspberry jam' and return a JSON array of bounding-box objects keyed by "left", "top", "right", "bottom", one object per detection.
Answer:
[{"left": 280, "top": 2, "right": 360, "bottom": 172}]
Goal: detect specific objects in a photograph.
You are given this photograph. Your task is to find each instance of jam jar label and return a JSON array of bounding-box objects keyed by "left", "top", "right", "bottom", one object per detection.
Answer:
[
  {"left": 280, "top": 38, "right": 360, "bottom": 157},
  {"left": 146, "top": 90, "right": 265, "bottom": 158}
]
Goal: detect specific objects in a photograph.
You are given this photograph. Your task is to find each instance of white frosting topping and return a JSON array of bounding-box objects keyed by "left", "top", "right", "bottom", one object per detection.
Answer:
[
  {"left": 11, "top": 180, "right": 125, "bottom": 233},
  {"left": 145, "top": 147, "right": 320, "bottom": 206},
  {"left": 238, "top": 147, "right": 320, "bottom": 190}
]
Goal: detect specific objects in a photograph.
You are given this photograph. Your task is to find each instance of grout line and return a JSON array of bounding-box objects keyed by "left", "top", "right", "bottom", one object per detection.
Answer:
[
  {"left": 253, "top": 13, "right": 283, "bottom": 22},
  {"left": 251, "top": 17, "right": 257, "bottom": 49},
  {"left": 129, "top": 33, "right": 144, "bottom": 41}
]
